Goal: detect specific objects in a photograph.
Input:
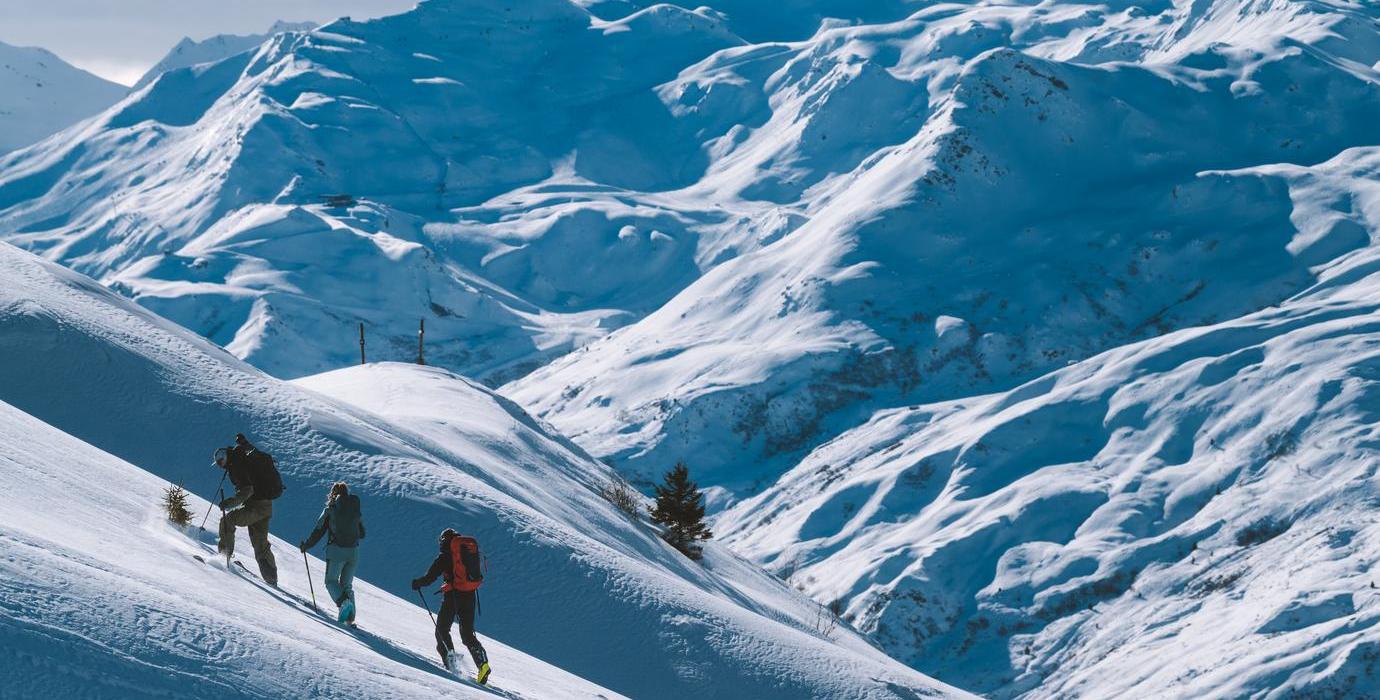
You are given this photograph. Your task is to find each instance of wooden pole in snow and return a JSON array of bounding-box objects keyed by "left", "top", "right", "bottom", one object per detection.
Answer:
[
  {"left": 359, "top": 323, "right": 366, "bottom": 365},
  {"left": 417, "top": 318, "right": 426, "bottom": 365}
]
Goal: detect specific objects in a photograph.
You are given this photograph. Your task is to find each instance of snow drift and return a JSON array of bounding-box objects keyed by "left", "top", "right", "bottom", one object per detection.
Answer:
[
  {"left": 0, "top": 397, "right": 621, "bottom": 699},
  {"left": 717, "top": 146, "right": 1380, "bottom": 697},
  {"left": 0, "top": 241, "right": 966, "bottom": 699}
]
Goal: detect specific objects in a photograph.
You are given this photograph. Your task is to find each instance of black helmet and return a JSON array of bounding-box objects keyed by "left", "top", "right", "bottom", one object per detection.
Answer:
[{"left": 439, "top": 528, "right": 457, "bottom": 543}]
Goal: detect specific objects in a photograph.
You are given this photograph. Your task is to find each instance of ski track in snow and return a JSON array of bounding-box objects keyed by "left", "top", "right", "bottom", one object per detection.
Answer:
[
  {"left": 0, "top": 242, "right": 968, "bottom": 699},
  {"left": 0, "top": 397, "right": 596, "bottom": 699}
]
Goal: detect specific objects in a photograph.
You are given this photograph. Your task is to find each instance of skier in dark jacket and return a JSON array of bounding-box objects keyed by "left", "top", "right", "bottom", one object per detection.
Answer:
[
  {"left": 412, "top": 528, "right": 490, "bottom": 685},
  {"left": 214, "top": 433, "right": 278, "bottom": 585},
  {"left": 300, "top": 482, "right": 365, "bottom": 625}
]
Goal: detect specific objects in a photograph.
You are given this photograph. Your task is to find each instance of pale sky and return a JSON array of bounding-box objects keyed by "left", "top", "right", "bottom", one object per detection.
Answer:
[{"left": 0, "top": 0, "right": 418, "bottom": 85}]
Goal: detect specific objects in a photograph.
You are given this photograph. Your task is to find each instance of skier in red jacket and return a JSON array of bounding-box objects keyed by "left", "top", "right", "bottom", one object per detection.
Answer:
[{"left": 412, "top": 528, "right": 490, "bottom": 685}]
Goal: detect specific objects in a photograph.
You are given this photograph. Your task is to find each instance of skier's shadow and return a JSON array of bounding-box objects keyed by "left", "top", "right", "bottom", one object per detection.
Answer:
[
  {"left": 306, "top": 614, "right": 510, "bottom": 697},
  {"left": 191, "top": 540, "right": 506, "bottom": 695},
  {"left": 336, "top": 624, "right": 450, "bottom": 680}
]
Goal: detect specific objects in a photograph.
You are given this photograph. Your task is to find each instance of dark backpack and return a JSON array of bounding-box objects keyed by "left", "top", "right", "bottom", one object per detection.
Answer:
[
  {"left": 246, "top": 448, "right": 284, "bottom": 500},
  {"left": 328, "top": 494, "right": 363, "bottom": 547}
]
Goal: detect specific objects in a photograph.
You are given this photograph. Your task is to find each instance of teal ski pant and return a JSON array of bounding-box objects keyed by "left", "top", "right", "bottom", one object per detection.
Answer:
[{"left": 324, "top": 543, "right": 358, "bottom": 620}]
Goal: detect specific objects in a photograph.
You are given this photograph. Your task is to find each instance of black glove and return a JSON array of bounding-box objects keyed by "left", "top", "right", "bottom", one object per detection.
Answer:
[
  {"left": 219, "top": 497, "right": 234, "bottom": 510},
  {"left": 298, "top": 542, "right": 308, "bottom": 553},
  {"left": 411, "top": 577, "right": 424, "bottom": 591}
]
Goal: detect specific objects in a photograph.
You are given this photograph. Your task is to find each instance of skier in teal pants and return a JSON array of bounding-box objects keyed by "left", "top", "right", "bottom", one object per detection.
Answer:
[{"left": 300, "top": 482, "right": 365, "bottom": 625}]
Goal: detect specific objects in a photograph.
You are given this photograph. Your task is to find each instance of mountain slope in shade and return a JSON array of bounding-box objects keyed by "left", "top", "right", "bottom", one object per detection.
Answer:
[
  {"left": 132, "top": 20, "right": 319, "bottom": 89},
  {"left": 0, "top": 397, "right": 624, "bottom": 699},
  {"left": 0, "top": 40, "right": 126, "bottom": 154},
  {"left": 0, "top": 241, "right": 969, "bottom": 700},
  {"left": 714, "top": 147, "right": 1380, "bottom": 697}
]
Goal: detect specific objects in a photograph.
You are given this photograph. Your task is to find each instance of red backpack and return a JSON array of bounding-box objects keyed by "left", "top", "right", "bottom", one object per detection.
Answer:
[{"left": 443, "top": 535, "right": 484, "bottom": 593}]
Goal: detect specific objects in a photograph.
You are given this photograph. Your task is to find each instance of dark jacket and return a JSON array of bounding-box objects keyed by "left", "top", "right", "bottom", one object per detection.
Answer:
[
  {"left": 414, "top": 539, "right": 457, "bottom": 589},
  {"left": 303, "top": 494, "right": 366, "bottom": 549},
  {"left": 222, "top": 445, "right": 261, "bottom": 508}
]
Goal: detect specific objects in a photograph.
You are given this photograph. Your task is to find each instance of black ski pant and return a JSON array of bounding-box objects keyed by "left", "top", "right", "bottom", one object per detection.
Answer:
[{"left": 436, "top": 590, "right": 487, "bottom": 668}]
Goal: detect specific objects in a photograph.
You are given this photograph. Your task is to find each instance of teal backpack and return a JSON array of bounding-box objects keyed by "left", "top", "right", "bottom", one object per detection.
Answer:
[{"left": 329, "top": 494, "right": 364, "bottom": 547}]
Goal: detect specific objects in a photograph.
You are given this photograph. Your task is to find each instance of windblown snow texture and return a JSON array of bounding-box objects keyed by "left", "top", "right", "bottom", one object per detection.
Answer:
[
  {"left": 0, "top": 242, "right": 967, "bottom": 700},
  {"left": 721, "top": 149, "right": 1380, "bottom": 698},
  {"left": 0, "top": 397, "right": 621, "bottom": 700}
]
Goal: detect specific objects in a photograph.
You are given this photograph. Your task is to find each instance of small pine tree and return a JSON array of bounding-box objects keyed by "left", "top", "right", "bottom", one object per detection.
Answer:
[
  {"left": 649, "top": 462, "right": 712, "bottom": 560},
  {"left": 163, "top": 482, "right": 192, "bottom": 527}
]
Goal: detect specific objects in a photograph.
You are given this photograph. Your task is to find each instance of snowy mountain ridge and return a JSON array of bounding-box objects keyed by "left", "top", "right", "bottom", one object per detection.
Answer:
[
  {"left": 712, "top": 145, "right": 1380, "bottom": 697},
  {"left": 4, "top": 0, "right": 1380, "bottom": 696},
  {"left": 0, "top": 241, "right": 965, "bottom": 699},
  {"left": 132, "top": 20, "right": 319, "bottom": 90},
  {"left": 509, "top": 0, "right": 1380, "bottom": 490}
]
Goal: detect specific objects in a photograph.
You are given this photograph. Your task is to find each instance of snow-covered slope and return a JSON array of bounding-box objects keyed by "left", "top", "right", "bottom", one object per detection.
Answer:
[
  {"left": 0, "top": 241, "right": 967, "bottom": 700},
  {"left": 7, "top": 0, "right": 1380, "bottom": 693},
  {"left": 0, "top": 41, "right": 126, "bottom": 154},
  {"left": 0, "top": 397, "right": 621, "bottom": 699},
  {"left": 576, "top": 0, "right": 923, "bottom": 41},
  {"left": 715, "top": 147, "right": 1380, "bottom": 698},
  {"left": 132, "top": 21, "right": 318, "bottom": 90},
  {"left": 508, "top": 0, "right": 1380, "bottom": 492}
]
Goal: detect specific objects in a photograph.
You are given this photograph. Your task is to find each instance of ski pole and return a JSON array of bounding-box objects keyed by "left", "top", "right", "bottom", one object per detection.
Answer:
[
  {"left": 418, "top": 589, "right": 436, "bottom": 627},
  {"left": 199, "top": 470, "right": 228, "bottom": 530},
  {"left": 303, "top": 552, "right": 318, "bottom": 609},
  {"left": 218, "top": 488, "right": 229, "bottom": 566}
]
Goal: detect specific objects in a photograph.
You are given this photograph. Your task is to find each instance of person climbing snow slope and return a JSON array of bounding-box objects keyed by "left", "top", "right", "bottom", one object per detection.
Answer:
[
  {"left": 300, "top": 481, "right": 365, "bottom": 625},
  {"left": 214, "top": 433, "right": 283, "bottom": 585},
  {"left": 412, "top": 528, "right": 490, "bottom": 685}
]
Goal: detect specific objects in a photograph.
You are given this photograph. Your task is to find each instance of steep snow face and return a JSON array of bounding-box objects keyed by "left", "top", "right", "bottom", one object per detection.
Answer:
[
  {"left": 713, "top": 147, "right": 1380, "bottom": 698},
  {"left": 132, "top": 20, "right": 319, "bottom": 89},
  {"left": 0, "top": 398, "right": 623, "bottom": 699},
  {"left": 0, "top": 242, "right": 969, "bottom": 700},
  {"left": 0, "top": 41, "right": 126, "bottom": 154},
  {"left": 508, "top": 0, "right": 1380, "bottom": 493}
]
